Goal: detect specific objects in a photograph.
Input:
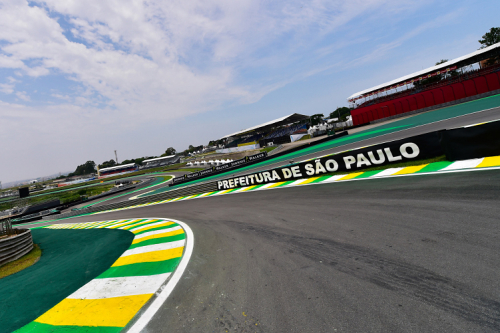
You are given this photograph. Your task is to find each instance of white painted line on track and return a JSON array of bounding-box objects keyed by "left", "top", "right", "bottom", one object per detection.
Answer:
[
  {"left": 133, "top": 226, "right": 183, "bottom": 240},
  {"left": 68, "top": 274, "right": 171, "bottom": 299},
  {"left": 120, "top": 239, "right": 185, "bottom": 257},
  {"left": 440, "top": 158, "right": 483, "bottom": 171},
  {"left": 125, "top": 218, "right": 194, "bottom": 333}
]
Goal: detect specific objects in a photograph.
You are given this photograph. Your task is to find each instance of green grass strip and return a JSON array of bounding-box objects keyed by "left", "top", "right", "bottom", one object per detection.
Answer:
[
  {"left": 128, "top": 234, "right": 186, "bottom": 250},
  {"left": 97, "top": 257, "right": 182, "bottom": 278},
  {"left": 15, "top": 321, "right": 122, "bottom": 333}
]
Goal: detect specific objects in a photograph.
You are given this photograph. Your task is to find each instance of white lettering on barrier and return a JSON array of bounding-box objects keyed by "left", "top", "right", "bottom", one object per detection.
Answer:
[
  {"left": 291, "top": 166, "right": 302, "bottom": 178},
  {"left": 305, "top": 163, "right": 314, "bottom": 176},
  {"left": 357, "top": 153, "right": 371, "bottom": 168},
  {"left": 315, "top": 160, "right": 327, "bottom": 174},
  {"left": 400, "top": 142, "right": 419, "bottom": 158},
  {"left": 325, "top": 159, "right": 338, "bottom": 172},
  {"left": 282, "top": 168, "right": 292, "bottom": 179},
  {"left": 344, "top": 156, "right": 356, "bottom": 169},
  {"left": 384, "top": 147, "right": 402, "bottom": 162},
  {"left": 368, "top": 150, "right": 385, "bottom": 164}
]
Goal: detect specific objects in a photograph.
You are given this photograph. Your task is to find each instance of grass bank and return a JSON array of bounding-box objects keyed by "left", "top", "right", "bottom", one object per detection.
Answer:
[{"left": 0, "top": 244, "right": 41, "bottom": 279}]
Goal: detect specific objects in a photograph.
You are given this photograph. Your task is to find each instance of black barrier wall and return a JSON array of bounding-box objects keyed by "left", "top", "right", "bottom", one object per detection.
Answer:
[
  {"left": 440, "top": 120, "right": 500, "bottom": 161},
  {"left": 217, "top": 132, "right": 444, "bottom": 190}
]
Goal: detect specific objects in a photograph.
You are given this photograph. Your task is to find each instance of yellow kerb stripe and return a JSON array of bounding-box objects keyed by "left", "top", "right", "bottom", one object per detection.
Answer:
[
  {"left": 34, "top": 294, "right": 152, "bottom": 327},
  {"left": 112, "top": 247, "right": 184, "bottom": 266},
  {"left": 394, "top": 164, "right": 428, "bottom": 175},
  {"left": 132, "top": 229, "right": 185, "bottom": 245},
  {"left": 107, "top": 219, "right": 143, "bottom": 229},
  {"left": 297, "top": 177, "right": 320, "bottom": 185},
  {"left": 266, "top": 182, "right": 286, "bottom": 188},
  {"left": 238, "top": 185, "right": 258, "bottom": 192},
  {"left": 337, "top": 172, "right": 364, "bottom": 180},
  {"left": 476, "top": 155, "right": 500, "bottom": 168},
  {"left": 121, "top": 219, "right": 161, "bottom": 230},
  {"left": 130, "top": 221, "right": 174, "bottom": 234}
]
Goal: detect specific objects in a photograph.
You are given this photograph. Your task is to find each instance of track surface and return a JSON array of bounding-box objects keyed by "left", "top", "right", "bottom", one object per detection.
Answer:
[
  {"left": 47, "top": 169, "right": 500, "bottom": 333},
  {"left": 143, "top": 103, "right": 500, "bottom": 197}
]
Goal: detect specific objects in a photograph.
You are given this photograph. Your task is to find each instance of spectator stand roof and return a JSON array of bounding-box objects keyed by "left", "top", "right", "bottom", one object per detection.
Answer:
[
  {"left": 99, "top": 163, "right": 136, "bottom": 173},
  {"left": 220, "top": 113, "right": 310, "bottom": 139},
  {"left": 348, "top": 42, "right": 500, "bottom": 103},
  {"left": 143, "top": 155, "right": 176, "bottom": 163}
]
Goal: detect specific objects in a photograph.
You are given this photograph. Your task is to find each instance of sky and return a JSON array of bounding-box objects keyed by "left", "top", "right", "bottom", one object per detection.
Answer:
[{"left": 0, "top": 0, "right": 499, "bottom": 184}]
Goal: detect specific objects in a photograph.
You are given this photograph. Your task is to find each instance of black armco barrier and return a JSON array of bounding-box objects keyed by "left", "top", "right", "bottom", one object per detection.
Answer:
[
  {"left": 217, "top": 132, "right": 443, "bottom": 190},
  {"left": 441, "top": 120, "right": 500, "bottom": 161}
]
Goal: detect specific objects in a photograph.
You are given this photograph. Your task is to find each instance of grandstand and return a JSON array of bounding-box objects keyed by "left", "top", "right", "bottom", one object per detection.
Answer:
[
  {"left": 348, "top": 42, "right": 500, "bottom": 125},
  {"left": 99, "top": 163, "right": 138, "bottom": 178},
  {"left": 141, "top": 155, "right": 180, "bottom": 169},
  {"left": 220, "top": 113, "right": 310, "bottom": 151}
]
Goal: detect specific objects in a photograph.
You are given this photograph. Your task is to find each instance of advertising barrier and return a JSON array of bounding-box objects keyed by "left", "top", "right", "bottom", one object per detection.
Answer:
[
  {"left": 171, "top": 152, "right": 268, "bottom": 186},
  {"left": 216, "top": 120, "right": 500, "bottom": 190},
  {"left": 217, "top": 132, "right": 444, "bottom": 190}
]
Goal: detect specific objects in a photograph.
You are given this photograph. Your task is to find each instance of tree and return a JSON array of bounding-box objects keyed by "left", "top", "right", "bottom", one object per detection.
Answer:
[
  {"left": 68, "top": 161, "right": 96, "bottom": 177},
  {"left": 162, "top": 147, "right": 176, "bottom": 156},
  {"left": 309, "top": 113, "right": 324, "bottom": 126},
  {"left": 479, "top": 27, "right": 500, "bottom": 49},
  {"left": 99, "top": 159, "right": 116, "bottom": 169},
  {"left": 479, "top": 27, "right": 500, "bottom": 66},
  {"left": 329, "top": 107, "right": 351, "bottom": 122}
]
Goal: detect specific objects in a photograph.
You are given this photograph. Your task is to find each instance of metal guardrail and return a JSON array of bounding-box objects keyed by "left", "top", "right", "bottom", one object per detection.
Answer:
[
  {"left": 0, "top": 228, "right": 34, "bottom": 266},
  {"left": 0, "top": 217, "right": 13, "bottom": 237}
]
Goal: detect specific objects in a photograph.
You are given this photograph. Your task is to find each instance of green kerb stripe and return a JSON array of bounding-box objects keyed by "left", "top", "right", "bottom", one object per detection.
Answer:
[
  {"left": 128, "top": 234, "right": 186, "bottom": 249},
  {"left": 275, "top": 180, "right": 296, "bottom": 187},
  {"left": 417, "top": 161, "right": 454, "bottom": 173},
  {"left": 133, "top": 223, "right": 180, "bottom": 236},
  {"left": 120, "top": 219, "right": 162, "bottom": 230},
  {"left": 353, "top": 170, "right": 384, "bottom": 179},
  {"left": 311, "top": 175, "right": 331, "bottom": 183},
  {"left": 15, "top": 321, "right": 121, "bottom": 333},
  {"left": 97, "top": 258, "right": 182, "bottom": 278},
  {"left": 248, "top": 184, "right": 267, "bottom": 191}
]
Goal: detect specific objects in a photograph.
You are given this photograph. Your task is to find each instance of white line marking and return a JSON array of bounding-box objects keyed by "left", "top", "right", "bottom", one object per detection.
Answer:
[
  {"left": 133, "top": 226, "right": 183, "bottom": 240},
  {"left": 68, "top": 274, "right": 171, "bottom": 299},
  {"left": 440, "top": 158, "right": 483, "bottom": 171},
  {"left": 372, "top": 167, "right": 404, "bottom": 177},
  {"left": 120, "top": 240, "right": 185, "bottom": 257},
  {"left": 125, "top": 218, "right": 194, "bottom": 333}
]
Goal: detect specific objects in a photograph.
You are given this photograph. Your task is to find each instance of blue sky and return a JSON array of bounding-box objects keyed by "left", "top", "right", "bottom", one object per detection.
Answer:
[{"left": 0, "top": 0, "right": 499, "bottom": 183}]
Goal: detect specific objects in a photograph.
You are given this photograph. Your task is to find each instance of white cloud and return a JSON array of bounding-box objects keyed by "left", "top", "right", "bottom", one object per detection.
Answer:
[
  {"left": 0, "top": 0, "right": 464, "bottom": 182},
  {"left": 0, "top": 0, "right": 424, "bottom": 121}
]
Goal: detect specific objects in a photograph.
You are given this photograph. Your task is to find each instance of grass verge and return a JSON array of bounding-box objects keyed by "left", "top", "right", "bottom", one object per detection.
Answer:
[{"left": 0, "top": 244, "right": 41, "bottom": 279}]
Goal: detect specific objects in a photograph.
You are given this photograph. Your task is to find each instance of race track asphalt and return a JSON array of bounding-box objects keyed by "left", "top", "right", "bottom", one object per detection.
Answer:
[{"left": 47, "top": 168, "right": 500, "bottom": 333}]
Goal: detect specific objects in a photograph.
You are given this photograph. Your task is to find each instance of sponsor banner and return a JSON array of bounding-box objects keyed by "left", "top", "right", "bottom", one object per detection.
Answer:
[
  {"left": 217, "top": 132, "right": 443, "bottom": 190},
  {"left": 171, "top": 152, "right": 268, "bottom": 186}
]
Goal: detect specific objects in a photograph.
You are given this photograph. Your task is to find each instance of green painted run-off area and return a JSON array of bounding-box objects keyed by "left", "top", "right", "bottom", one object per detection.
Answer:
[{"left": 0, "top": 228, "right": 133, "bottom": 333}]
